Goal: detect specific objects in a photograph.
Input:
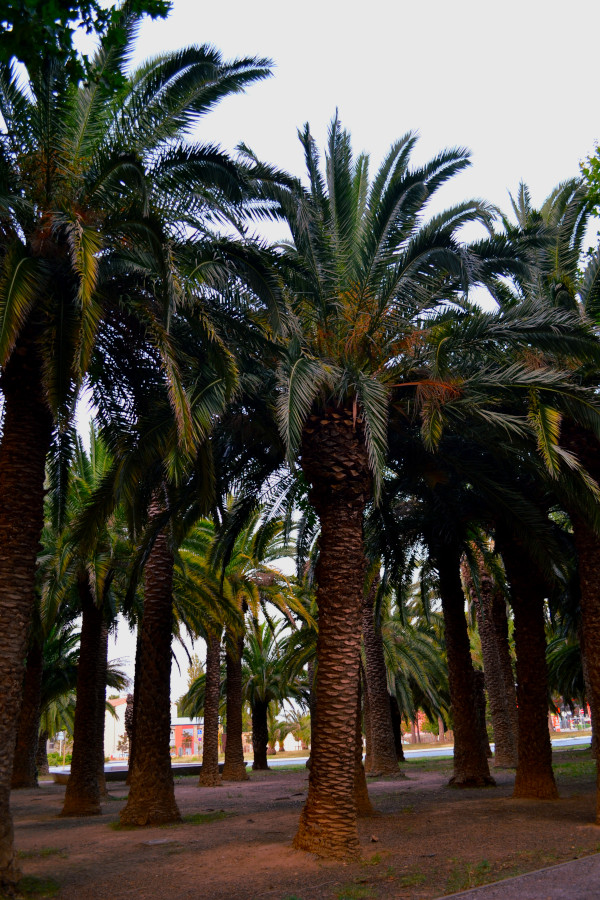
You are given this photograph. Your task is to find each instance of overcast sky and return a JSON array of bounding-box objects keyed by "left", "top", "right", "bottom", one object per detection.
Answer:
[{"left": 109, "top": 0, "right": 600, "bottom": 701}]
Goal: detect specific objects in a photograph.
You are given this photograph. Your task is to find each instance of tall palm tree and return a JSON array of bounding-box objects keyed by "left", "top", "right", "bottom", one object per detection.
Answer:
[
  {"left": 259, "top": 117, "right": 504, "bottom": 857},
  {"left": 0, "top": 11, "right": 271, "bottom": 883}
]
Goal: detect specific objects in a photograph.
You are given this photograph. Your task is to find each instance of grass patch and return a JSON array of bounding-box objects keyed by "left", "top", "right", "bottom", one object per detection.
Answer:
[
  {"left": 16, "top": 849, "right": 67, "bottom": 861},
  {"left": 14, "top": 876, "right": 60, "bottom": 898},
  {"left": 336, "top": 885, "right": 376, "bottom": 900},
  {"left": 445, "top": 859, "right": 493, "bottom": 893},
  {"left": 182, "top": 811, "right": 229, "bottom": 825},
  {"left": 553, "top": 749, "right": 595, "bottom": 779},
  {"left": 399, "top": 870, "right": 427, "bottom": 887},
  {"left": 106, "top": 794, "right": 128, "bottom": 801},
  {"left": 360, "top": 852, "right": 382, "bottom": 867},
  {"left": 108, "top": 820, "right": 137, "bottom": 831}
]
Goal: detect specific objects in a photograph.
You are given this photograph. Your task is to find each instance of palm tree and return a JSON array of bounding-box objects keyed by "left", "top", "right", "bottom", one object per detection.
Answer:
[
  {"left": 0, "top": 11, "right": 271, "bottom": 881},
  {"left": 258, "top": 116, "right": 507, "bottom": 856},
  {"left": 242, "top": 621, "right": 300, "bottom": 770}
]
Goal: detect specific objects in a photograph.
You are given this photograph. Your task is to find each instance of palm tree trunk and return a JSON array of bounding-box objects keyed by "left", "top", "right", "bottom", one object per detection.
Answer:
[
  {"left": 96, "top": 624, "right": 109, "bottom": 799},
  {"left": 436, "top": 544, "right": 494, "bottom": 787},
  {"left": 0, "top": 331, "right": 53, "bottom": 892},
  {"left": 120, "top": 496, "right": 181, "bottom": 826},
  {"left": 389, "top": 695, "right": 405, "bottom": 761},
  {"left": 294, "top": 408, "right": 371, "bottom": 859},
  {"left": 362, "top": 579, "right": 400, "bottom": 775},
  {"left": 561, "top": 424, "right": 600, "bottom": 817},
  {"left": 251, "top": 699, "right": 269, "bottom": 770},
  {"left": 306, "top": 658, "right": 316, "bottom": 770},
  {"left": 61, "top": 574, "right": 104, "bottom": 816},
  {"left": 570, "top": 515, "right": 600, "bottom": 813},
  {"left": 11, "top": 640, "right": 44, "bottom": 789},
  {"left": 36, "top": 732, "right": 49, "bottom": 776},
  {"left": 461, "top": 553, "right": 517, "bottom": 768},
  {"left": 354, "top": 676, "right": 373, "bottom": 816},
  {"left": 580, "top": 632, "right": 598, "bottom": 758},
  {"left": 362, "top": 666, "right": 373, "bottom": 773},
  {"left": 498, "top": 536, "right": 558, "bottom": 800},
  {"left": 126, "top": 628, "right": 142, "bottom": 785},
  {"left": 199, "top": 630, "right": 221, "bottom": 786},
  {"left": 491, "top": 589, "right": 519, "bottom": 744},
  {"left": 222, "top": 630, "right": 249, "bottom": 781}
]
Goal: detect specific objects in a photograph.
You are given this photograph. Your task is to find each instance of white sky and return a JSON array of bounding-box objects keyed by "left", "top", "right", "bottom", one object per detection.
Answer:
[{"left": 109, "top": 0, "right": 600, "bottom": 699}]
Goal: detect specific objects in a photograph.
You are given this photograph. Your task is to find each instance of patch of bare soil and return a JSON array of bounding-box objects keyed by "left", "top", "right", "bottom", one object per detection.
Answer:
[{"left": 7, "top": 748, "right": 600, "bottom": 900}]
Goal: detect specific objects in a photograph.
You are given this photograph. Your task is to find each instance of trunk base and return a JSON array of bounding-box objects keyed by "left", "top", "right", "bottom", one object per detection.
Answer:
[
  {"left": 449, "top": 773, "right": 496, "bottom": 788},
  {"left": 513, "top": 771, "right": 558, "bottom": 800},
  {"left": 221, "top": 765, "right": 249, "bottom": 782},
  {"left": 252, "top": 761, "right": 270, "bottom": 771},
  {"left": 293, "top": 802, "right": 361, "bottom": 859},
  {"left": 198, "top": 773, "right": 222, "bottom": 787},
  {"left": 59, "top": 797, "right": 102, "bottom": 817},
  {"left": 119, "top": 791, "right": 181, "bottom": 826},
  {"left": 493, "top": 753, "right": 518, "bottom": 768}
]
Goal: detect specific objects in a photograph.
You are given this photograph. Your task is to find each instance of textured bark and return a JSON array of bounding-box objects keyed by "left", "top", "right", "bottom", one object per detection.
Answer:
[
  {"left": 354, "top": 677, "right": 373, "bottom": 816},
  {"left": 473, "top": 670, "right": 492, "bottom": 757},
  {"left": 362, "top": 580, "right": 400, "bottom": 776},
  {"left": 499, "top": 536, "right": 558, "bottom": 800},
  {"left": 199, "top": 630, "right": 221, "bottom": 786},
  {"left": 251, "top": 699, "right": 270, "bottom": 770},
  {"left": 126, "top": 629, "right": 142, "bottom": 785},
  {"left": 61, "top": 574, "right": 104, "bottom": 816},
  {"left": 491, "top": 590, "right": 519, "bottom": 744},
  {"left": 96, "top": 624, "right": 109, "bottom": 799},
  {"left": 120, "top": 496, "right": 181, "bottom": 826},
  {"left": 36, "top": 732, "right": 49, "bottom": 776},
  {"left": 294, "top": 408, "right": 371, "bottom": 859},
  {"left": 389, "top": 695, "right": 405, "bottom": 762},
  {"left": 461, "top": 553, "right": 517, "bottom": 768},
  {"left": 221, "top": 629, "right": 249, "bottom": 782},
  {"left": 362, "top": 666, "right": 373, "bottom": 772},
  {"left": 436, "top": 545, "right": 494, "bottom": 787},
  {"left": 0, "top": 330, "right": 53, "bottom": 892},
  {"left": 560, "top": 424, "right": 600, "bottom": 815},
  {"left": 11, "top": 640, "right": 43, "bottom": 789},
  {"left": 306, "top": 658, "right": 316, "bottom": 770},
  {"left": 580, "top": 634, "right": 598, "bottom": 759}
]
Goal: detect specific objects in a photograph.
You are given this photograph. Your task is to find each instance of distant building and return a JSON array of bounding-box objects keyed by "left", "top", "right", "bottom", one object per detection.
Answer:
[{"left": 105, "top": 698, "right": 127, "bottom": 758}]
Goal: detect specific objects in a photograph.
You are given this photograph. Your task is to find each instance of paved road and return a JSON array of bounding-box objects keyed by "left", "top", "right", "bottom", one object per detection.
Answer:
[
  {"left": 445, "top": 853, "right": 600, "bottom": 899},
  {"left": 47, "top": 734, "right": 591, "bottom": 775}
]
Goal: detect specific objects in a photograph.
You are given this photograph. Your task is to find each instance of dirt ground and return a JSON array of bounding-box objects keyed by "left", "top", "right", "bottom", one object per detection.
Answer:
[{"left": 7, "top": 748, "right": 600, "bottom": 900}]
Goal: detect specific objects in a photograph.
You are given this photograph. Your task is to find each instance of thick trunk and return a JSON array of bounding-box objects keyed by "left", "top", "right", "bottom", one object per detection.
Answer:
[
  {"left": 362, "top": 666, "right": 373, "bottom": 773},
  {"left": 294, "top": 408, "right": 371, "bottom": 859},
  {"left": 11, "top": 640, "right": 43, "bottom": 789},
  {"left": 36, "top": 732, "right": 49, "bottom": 776},
  {"left": 199, "top": 630, "right": 221, "bottom": 786},
  {"left": 461, "top": 553, "right": 517, "bottom": 768},
  {"left": 499, "top": 536, "right": 558, "bottom": 800},
  {"left": 120, "top": 496, "right": 181, "bottom": 826},
  {"left": 222, "top": 631, "right": 248, "bottom": 781},
  {"left": 0, "top": 331, "right": 53, "bottom": 892},
  {"left": 96, "top": 624, "right": 109, "bottom": 798},
  {"left": 389, "top": 695, "right": 405, "bottom": 762},
  {"left": 580, "top": 633, "right": 598, "bottom": 759},
  {"left": 491, "top": 590, "right": 519, "bottom": 744},
  {"left": 126, "top": 628, "right": 142, "bottom": 785},
  {"left": 306, "top": 658, "right": 316, "bottom": 770},
  {"left": 362, "top": 580, "right": 400, "bottom": 776},
  {"left": 354, "top": 676, "right": 373, "bottom": 816},
  {"left": 61, "top": 574, "right": 104, "bottom": 816},
  {"left": 436, "top": 545, "right": 494, "bottom": 787},
  {"left": 251, "top": 699, "right": 269, "bottom": 771},
  {"left": 571, "top": 513, "right": 600, "bottom": 814},
  {"left": 473, "top": 669, "right": 492, "bottom": 757}
]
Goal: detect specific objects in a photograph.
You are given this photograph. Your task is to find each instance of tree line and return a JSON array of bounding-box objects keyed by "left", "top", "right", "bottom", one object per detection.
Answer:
[{"left": 4, "top": 0, "right": 600, "bottom": 890}]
